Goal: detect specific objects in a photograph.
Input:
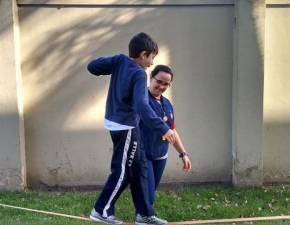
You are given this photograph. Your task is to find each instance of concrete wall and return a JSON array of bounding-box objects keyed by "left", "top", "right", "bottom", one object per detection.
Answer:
[
  {"left": 232, "top": 0, "right": 265, "bottom": 187},
  {"left": 1, "top": 0, "right": 289, "bottom": 190},
  {"left": 18, "top": 1, "right": 234, "bottom": 189},
  {"left": 263, "top": 0, "right": 290, "bottom": 183},
  {"left": 0, "top": 0, "right": 26, "bottom": 190}
]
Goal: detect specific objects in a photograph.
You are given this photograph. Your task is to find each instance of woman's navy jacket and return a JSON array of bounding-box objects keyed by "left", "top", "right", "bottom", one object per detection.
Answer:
[{"left": 139, "top": 90, "right": 174, "bottom": 160}]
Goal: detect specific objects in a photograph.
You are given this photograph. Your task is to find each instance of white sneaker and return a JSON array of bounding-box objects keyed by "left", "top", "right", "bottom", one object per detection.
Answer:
[
  {"left": 135, "top": 214, "right": 167, "bottom": 225},
  {"left": 90, "top": 208, "right": 123, "bottom": 224}
]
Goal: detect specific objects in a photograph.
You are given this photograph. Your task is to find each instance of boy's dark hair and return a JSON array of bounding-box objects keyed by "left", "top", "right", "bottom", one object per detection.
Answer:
[
  {"left": 129, "top": 32, "right": 159, "bottom": 58},
  {"left": 151, "top": 65, "right": 174, "bottom": 81}
]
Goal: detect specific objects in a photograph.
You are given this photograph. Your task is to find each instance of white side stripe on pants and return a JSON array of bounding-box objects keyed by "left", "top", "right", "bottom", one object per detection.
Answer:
[{"left": 102, "top": 129, "right": 131, "bottom": 217}]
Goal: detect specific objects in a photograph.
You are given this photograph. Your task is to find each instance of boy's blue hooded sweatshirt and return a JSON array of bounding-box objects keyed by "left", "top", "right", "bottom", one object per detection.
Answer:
[{"left": 87, "top": 54, "right": 169, "bottom": 135}]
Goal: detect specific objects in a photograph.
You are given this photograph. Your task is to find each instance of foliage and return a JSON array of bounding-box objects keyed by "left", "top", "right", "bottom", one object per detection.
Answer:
[{"left": 0, "top": 185, "right": 290, "bottom": 224}]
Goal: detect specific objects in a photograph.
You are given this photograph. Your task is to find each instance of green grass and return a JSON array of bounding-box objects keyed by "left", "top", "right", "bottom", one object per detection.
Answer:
[{"left": 0, "top": 185, "right": 290, "bottom": 224}]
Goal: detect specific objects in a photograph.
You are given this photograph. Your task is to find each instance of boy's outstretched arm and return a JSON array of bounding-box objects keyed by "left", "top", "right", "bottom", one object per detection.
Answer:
[
  {"left": 133, "top": 73, "right": 176, "bottom": 144},
  {"left": 87, "top": 57, "right": 113, "bottom": 75},
  {"left": 163, "top": 129, "right": 176, "bottom": 145}
]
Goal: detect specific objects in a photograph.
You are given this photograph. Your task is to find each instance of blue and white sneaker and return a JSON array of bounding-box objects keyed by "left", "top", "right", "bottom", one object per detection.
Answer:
[
  {"left": 90, "top": 208, "right": 123, "bottom": 224},
  {"left": 135, "top": 214, "right": 167, "bottom": 225}
]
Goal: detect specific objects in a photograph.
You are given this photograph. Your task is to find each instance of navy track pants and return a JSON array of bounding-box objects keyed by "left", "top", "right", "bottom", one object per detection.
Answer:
[{"left": 94, "top": 128, "right": 156, "bottom": 217}]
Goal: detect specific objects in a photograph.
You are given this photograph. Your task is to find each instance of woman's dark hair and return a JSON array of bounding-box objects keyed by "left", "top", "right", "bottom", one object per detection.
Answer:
[
  {"left": 151, "top": 65, "right": 174, "bottom": 81},
  {"left": 129, "top": 32, "right": 158, "bottom": 58}
]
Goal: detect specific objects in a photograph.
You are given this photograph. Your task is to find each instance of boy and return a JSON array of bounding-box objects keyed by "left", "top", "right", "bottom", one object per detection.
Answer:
[{"left": 87, "top": 32, "right": 176, "bottom": 225}]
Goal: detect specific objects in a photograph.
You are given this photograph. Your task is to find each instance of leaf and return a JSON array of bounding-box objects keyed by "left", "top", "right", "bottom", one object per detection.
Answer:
[
  {"left": 196, "top": 205, "right": 202, "bottom": 209},
  {"left": 202, "top": 205, "right": 210, "bottom": 210}
]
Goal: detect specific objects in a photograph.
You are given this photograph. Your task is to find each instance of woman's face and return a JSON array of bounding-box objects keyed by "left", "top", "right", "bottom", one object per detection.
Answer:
[{"left": 149, "top": 71, "right": 172, "bottom": 98}]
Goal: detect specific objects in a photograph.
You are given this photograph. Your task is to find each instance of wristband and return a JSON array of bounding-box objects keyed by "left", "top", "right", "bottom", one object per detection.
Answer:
[{"left": 179, "top": 152, "right": 188, "bottom": 158}]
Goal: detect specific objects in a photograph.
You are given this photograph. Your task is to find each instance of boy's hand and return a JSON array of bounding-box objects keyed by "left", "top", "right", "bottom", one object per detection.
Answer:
[{"left": 164, "top": 129, "right": 176, "bottom": 144}]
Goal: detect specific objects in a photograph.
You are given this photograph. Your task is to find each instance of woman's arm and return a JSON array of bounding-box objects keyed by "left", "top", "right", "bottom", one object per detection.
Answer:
[{"left": 172, "top": 129, "right": 192, "bottom": 172}]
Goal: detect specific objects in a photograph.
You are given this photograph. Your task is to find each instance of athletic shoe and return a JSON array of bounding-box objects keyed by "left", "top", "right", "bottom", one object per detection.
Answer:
[
  {"left": 135, "top": 214, "right": 168, "bottom": 225},
  {"left": 90, "top": 208, "right": 123, "bottom": 224}
]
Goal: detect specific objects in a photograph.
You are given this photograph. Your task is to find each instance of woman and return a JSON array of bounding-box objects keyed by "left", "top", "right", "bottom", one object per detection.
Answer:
[{"left": 139, "top": 65, "right": 192, "bottom": 205}]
